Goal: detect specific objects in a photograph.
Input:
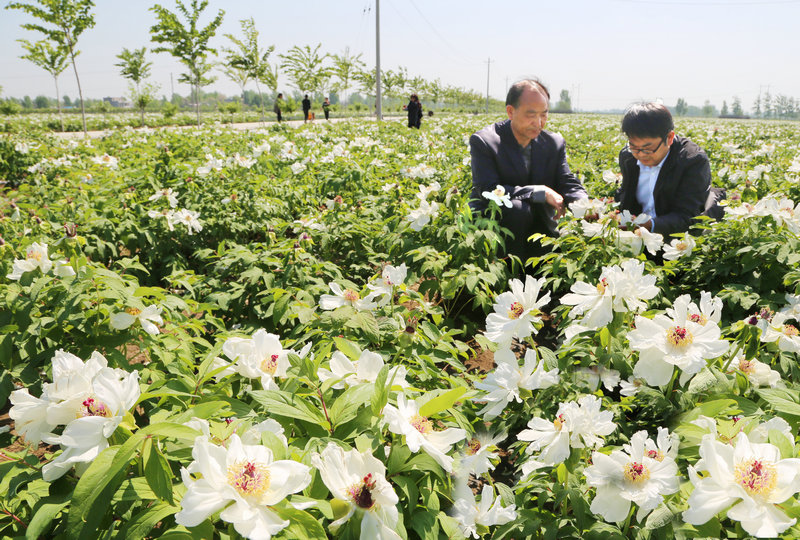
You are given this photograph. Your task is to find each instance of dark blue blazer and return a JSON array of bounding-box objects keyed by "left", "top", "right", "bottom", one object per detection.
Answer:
[{"left": 469, "top": 119, "right": 587, "bottom": 213}]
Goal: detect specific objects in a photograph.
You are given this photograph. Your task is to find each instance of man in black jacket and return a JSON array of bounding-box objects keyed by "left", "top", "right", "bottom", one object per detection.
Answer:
[
  {"left": 469, "top": 79, "right": 588, "bottom": 262},
  {"left": 616, "top": 103, "right": 711, "bottom": 236}
]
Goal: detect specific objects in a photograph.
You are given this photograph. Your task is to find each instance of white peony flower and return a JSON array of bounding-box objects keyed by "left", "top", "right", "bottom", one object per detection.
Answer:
[
  {"left": 173, "top": 208, "right": 203, "bottom": 235},
  {"left": 735, "top": 355, "right": 781, "bottom": 388},
  {"left": 484, "top": 275, "right": 550, "bottom": 347},
  {"left": 383, "top": 394, "right": 466, "bottom": 473},
  {"left": 662, "top": 234, "right": 696, "bottom": 260},
  {"left": 450, "top": 479, "right": 516, "bottom": 538},
  {"left": 366, "top": 263, "right": 407, "bottom": 306},
  {"left": 175, "top": 435, "right": 311, "bottom": 540},
  {"left": 481, "top": 185, "right": 512, "bottom": 208},
  {"left": 110, "top": 305, "right": 163, "bottom": 335},
  {"left": 759, "top": 312, "right": 800, "bottom": 353},
  {"left": 518, "top": 395, "right": 616, "bottom": 474},
  {"left": 7, "top": 242, "right": 53, "bottom": 280},
  {"left": 474, "top": 348, "right": 559, "bottom": 419},
  {"left": 317, "top": 349, "right": 409, "bottom": 389},
  {"left": 319, "top": 282, "right": 378, "bottom": 312},
  {"left": 628, "top": 298, "right": 729, "bottom": 387},
  {"left": 584, "top": 430, "right": 680, "bottom": 522},
  {"left": 683, "top": 432, "right": 800, "bottom": 538},
  {"left": 148, "top": 187, "right": 179, "bottom": 208},
  {"left": 311, "top": 443, "right": 401, "bottom": 540},
  {"left": 454, "top": 430, "right": 506, "bottom": 477},
  {"left": 221, "top": 329, "right": 291, "bottom": 390},
  {"left": 406, "top": 199, "right": 440, "bottom": 231}
]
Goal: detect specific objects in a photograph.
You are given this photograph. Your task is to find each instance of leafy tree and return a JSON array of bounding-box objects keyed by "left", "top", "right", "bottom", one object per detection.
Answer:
[
  {"left": 221, "top": 63, "right": 250, "bottom": 101},
  {"left": 331, "top": 47, "right": 365, "bottom": 110},
  {"left": 762, "top": 91, "right": 773, "bottom": 118},
  {"left": 34, "top": 95, "right": 50, "bottom": 108},
  {"left": 63, "top": 95, "right": 72, "bottom": 107},
  {"left": 6, "top": 0, "right": 96, "bottom": 136},
  {"left": 150, "top": 0, "right": 225, "bottom": 126},
  {"left": 354, "top": 67, "right": 377, "bottom": 102},
  {"left": 732, "top": 96, "right": 743, "bottom": 117},
  {"left": 554, "top": 89, "right": 572, "bottom": 112},
  {"left": 224, "top": 17, "right": 274, "bottom": 120},
  {"left": 752, "top": 95, "right": 761, "bottom": 118},
  {"left": 279, "top": 44, "right": 332, "bottom": 96},
  {"left": 720, "top": 100, "right": 729, "bottom": 116},
  {"left": 701, "top": 99, "right": 715, "bottom": 117},
  {"left": 115, "top": 47, "right": 157, "bottom": 126},
  {"left": 18, "top": 38, "right": 69, "bottom": 130},
  {"left": 675, "top": 98, "right": 688, "bottom": 116}
]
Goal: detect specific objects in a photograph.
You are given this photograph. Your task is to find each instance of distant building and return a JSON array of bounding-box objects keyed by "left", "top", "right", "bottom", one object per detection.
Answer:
[{"left": 103, "top": 97, "right": 132, "bottom": 108}]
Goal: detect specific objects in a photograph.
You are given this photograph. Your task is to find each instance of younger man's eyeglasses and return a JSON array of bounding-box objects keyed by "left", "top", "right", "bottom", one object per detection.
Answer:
[{"left": 626, "top": 139, "right": 665, "bottom": 156}]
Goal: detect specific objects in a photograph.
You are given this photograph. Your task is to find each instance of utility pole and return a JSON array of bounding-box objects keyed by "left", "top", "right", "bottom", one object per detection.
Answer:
[
  {"left": 485, "top": 58, "right": 492, "bottom": 114},
  {"left": 375, "top": 0, "right": 382, "bottom": 121}
]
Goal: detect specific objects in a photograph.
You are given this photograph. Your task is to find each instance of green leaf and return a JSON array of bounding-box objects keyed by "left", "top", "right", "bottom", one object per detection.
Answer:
[
  {"left": 768, "top": 429, "right": 794, "bottom": 459},
  {"left": 644, "top": 504, "right": 674, "bottom": 530},
  {"left": 66, "top": 446, "right": 126, "bottom": 539},
  {"left": 25, "top": 493, "right": 70, "bottom": 540},
  {"left": 143, "top": 438, "right": 175, "bottom": 504},
  {"left": 115, "top": 502, "right": 177, "bottom": 540},
  {"left": 250, "top": 389, "right": 328, "bottom": 427},
  {"left": 329, "top": 383, "right": 373, "bottom": 427},
  {"left": 418, "top": 386, "right": 467, "bottom": 417},
  {"left": 274, "top": 505, "right": 327, "bottom": 540},
  {"left": 371, "top": 365, "right": 390, "bottom": 417},
  {"left": 598, "top": 326, "right": 610, "bottom": 348},
  {"left": 333, "top": 336, "right": 362, "bottom": 361}
]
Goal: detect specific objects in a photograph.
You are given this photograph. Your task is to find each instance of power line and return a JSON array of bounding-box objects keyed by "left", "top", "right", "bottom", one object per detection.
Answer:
[{"left": 399, "top": 0, "right": 479, "bottom": 66}]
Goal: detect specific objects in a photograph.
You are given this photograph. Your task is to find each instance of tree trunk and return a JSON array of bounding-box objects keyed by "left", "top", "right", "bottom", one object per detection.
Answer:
[
  {"left": 254, "top": 80, "right": 264, "bottom": 123},
  {"left": 53, "top": 76, "right": 64, "bottom": 132},
  {"left": 195, "top": 82, "right": 200, "bottom": 127},
  {"left": 67, "top": 43, "right": 87, "bottom": 136}
]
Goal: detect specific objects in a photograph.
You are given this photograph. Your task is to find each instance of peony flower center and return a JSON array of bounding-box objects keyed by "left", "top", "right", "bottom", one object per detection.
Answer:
[
  {"left": 645, "top": 449, "right": 664, "bottom": 462},
  {"left": 125, "top": 307, "right": 142, "bottom": 316},
  {"left": 466, "top": 438, "right": 482, "bottom": 456},
  {"left": 734, "top": 459, "right": 777, "bottom": 497},
  {"left": 666, "top": 326, "right": 694, "bottom": 348},
  {"left": 80, "top": 397, "right": 111, "bottom": 418},
  {"left": 507, "top": 301, "right": 525, "bottom": 320},
  {"left": 675, "top": 241, "right": 688, "bottom": 251},
  {"left": 410, "top": 414, "right": 434, "bottom": 434},
  {"left": 596, "top": 278, "right": 608, "bottom": 294},
  {"left": 783, "top": 325, "right": 799, "bottom": 337},
  {"left": 759, "top": 308, "right": 774, "bottom": 322},
  {"left": 689, "top": 313, "right": 708, "bottom": 325},
  {"left": 553, "top": 414, "right": 566, "bottom": 431},
  {"left": 346, "top": 473, "right": 377, "bottom": 509},
  {"left": 492, "top": 187, "right": 504, "bottom": 197},
  {"left": 260, "top": 353, "right": 280, "bottom": 375},
  {"left": 623, "top": 461, "right": 651, "bottom": 485},
  {"left": 343, "top": 289, "right": 360, "bottom": 303},
  {"left": 739, "top": 359, "right": 755, "bottom": 374},
  {"left": 228, "top": 460, "right": 270, "bottom": 498},
  {"left": 27, "top": 249, "right": 43, "bottom": 261}
]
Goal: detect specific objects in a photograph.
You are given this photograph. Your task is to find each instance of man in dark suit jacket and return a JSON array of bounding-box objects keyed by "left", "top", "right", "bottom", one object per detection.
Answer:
[
  {"left": 469, "top": 79, "right": 588, "bottom": 263},
  {"left": 615, "top": 102, "right": 711, "bottom": 236}
]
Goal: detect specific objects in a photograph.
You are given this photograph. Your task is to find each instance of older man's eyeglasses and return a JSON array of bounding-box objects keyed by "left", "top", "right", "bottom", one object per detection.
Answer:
[{"left": 626, "top": 139, "right": 665, "bottom": 156}]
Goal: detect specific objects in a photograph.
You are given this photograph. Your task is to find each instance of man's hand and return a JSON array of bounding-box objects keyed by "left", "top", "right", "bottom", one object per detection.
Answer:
[{"left": 543, "top": 186, "right": 565, "bottom": 218}]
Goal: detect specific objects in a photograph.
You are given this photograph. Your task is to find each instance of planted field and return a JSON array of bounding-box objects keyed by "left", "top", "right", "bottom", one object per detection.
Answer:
[{"left": 2, "top": 114, "right": 800, "bottom": 539}]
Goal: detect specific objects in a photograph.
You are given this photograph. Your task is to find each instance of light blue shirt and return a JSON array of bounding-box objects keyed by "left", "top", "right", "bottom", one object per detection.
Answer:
[{"left": 636, "top": 150, "right": 670, "bottom": 221}]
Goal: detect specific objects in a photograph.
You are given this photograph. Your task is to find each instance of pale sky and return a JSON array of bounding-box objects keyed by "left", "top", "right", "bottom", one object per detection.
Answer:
[{"left": 2, "top": 0, "right": 799, "bottom": 112}]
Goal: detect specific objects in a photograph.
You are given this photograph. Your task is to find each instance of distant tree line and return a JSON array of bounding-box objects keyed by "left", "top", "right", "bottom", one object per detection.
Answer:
[{"left": 673, "top": 93, "right": 800, "bottom": 120}]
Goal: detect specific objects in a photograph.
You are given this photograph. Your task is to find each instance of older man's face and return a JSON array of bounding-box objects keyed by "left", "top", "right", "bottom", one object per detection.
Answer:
[{"left": 507, "top": 89, "right": 549, "bottom": 147}]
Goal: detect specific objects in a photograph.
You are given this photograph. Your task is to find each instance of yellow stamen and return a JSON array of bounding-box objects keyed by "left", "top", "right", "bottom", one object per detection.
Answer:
[
  {"left": 734, "top": 459, "right": 777, "bottom": 497},
  {"left": 623, "top": 462, "right": 651, "bottom": 485},
  {"left": 228, "top": 461, "right": 270, "bottom": 498}
]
